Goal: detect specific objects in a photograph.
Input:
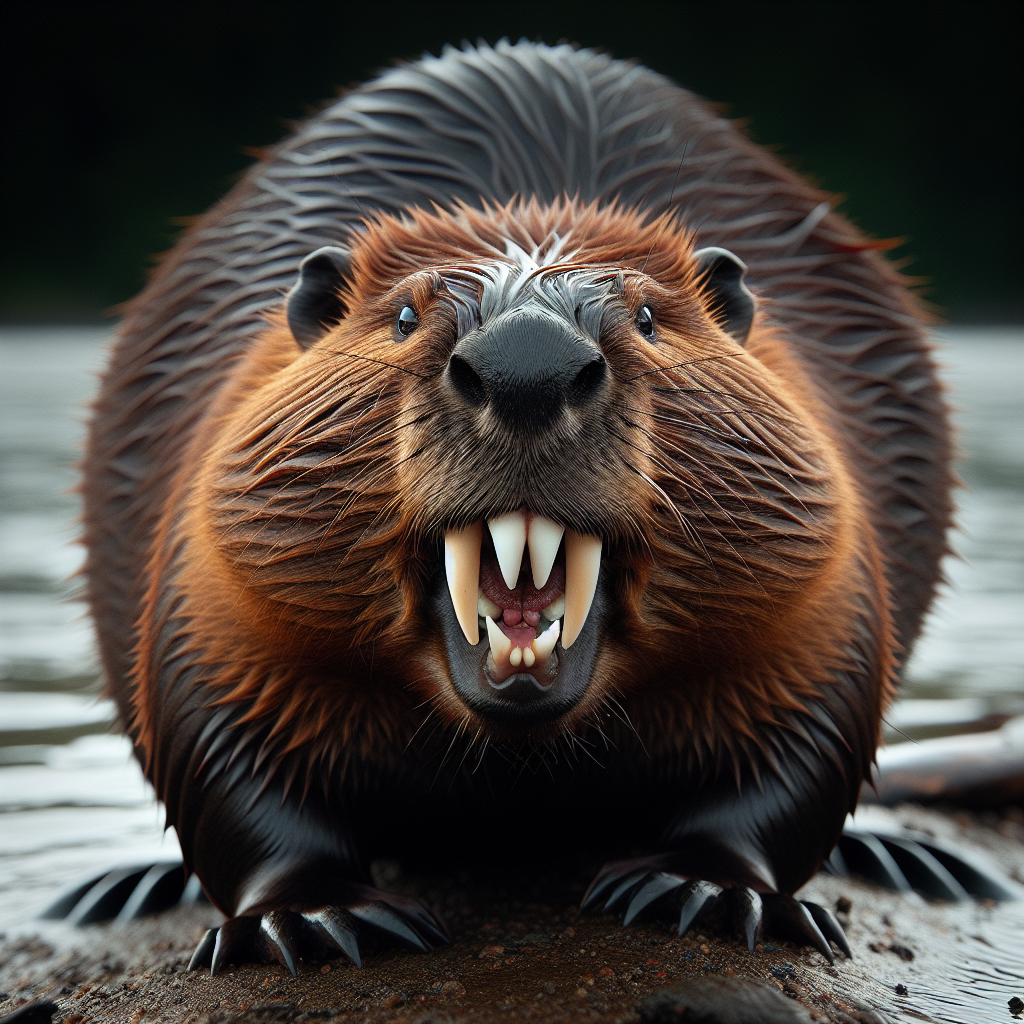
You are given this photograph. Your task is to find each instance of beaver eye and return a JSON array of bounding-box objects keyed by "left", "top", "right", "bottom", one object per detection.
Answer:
[
  {"left": 396, "top": 306, "right": 418, "bottom": 337},
  {"left": 636, "top": 305, "right": 655, "bottom": 338}
]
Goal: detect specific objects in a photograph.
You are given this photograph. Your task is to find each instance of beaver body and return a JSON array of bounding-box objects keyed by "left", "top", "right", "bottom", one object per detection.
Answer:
[{"left": 83, "top": 41, "right": 952, "bottom": 970}]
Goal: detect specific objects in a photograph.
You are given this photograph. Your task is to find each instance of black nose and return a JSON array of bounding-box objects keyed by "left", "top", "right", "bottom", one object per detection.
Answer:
[{"left": 447, "top": 310, "right": 607, "bottom": 428}]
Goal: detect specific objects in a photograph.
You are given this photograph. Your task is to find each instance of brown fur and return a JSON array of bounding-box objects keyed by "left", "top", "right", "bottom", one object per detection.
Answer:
[
  {"left": 128, "top": 199, "right": 894, "bottom": 789},
  {"left": 82, "top": 43, "right": 952, "bottom": 924}
]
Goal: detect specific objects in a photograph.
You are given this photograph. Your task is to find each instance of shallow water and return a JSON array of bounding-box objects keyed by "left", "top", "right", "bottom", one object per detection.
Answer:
[{"left": 0, "top": 326, "right": 1022, "bottom": 931}]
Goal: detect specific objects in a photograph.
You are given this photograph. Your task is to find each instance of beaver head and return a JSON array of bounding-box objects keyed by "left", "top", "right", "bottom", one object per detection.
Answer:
[{"left": 197, "top": 199, "right": 859, "bottom": 749}]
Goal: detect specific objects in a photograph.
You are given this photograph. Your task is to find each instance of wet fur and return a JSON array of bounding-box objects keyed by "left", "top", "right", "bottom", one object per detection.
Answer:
[{"left": 83, "top": 42, "right": 951, "bottom": 916}]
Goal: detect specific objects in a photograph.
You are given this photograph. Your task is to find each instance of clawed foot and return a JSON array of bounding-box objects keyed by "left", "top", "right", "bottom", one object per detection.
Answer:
[
  {"left": 187, "top": 885, "right": 449, "bottom": 977},
  {"left": 582, "top": 858, "right": 849, "bottom": 964}
]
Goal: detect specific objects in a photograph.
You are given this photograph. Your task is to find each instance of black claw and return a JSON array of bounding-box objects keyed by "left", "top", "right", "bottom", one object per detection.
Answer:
[
  {"left": 877, "top": 837, "right": 970, "bottom": 901},
  {"left": 378, "top": 892, "right": 450, "bottom": 945},
  {"left": 623, "top": 872, "right": 686, "bottom": 926},
  {"left": 801, "top": 901, "right": 852, "bottom": 959},
  {"left": 822, "top": 844, "right": 850, "bottom": 877},
  {"left": 603, "top": 870, "right": 648, "bottom": 912},
  {"left": 763, "top": 894, "right": 834, "bottom": 964},
  {"left": 730, "top": 887, "right": 762, "bottom": 952},
  {"left": 303, "top": 907, "right": 362, "bottom": 967},
  {"left": 348, "top": 900, "right": 428, "bottom": 952},
  {"left": 66, "top": 866, "right": 151, "bottom": 925},
  {"left": 917, "top": 841, "right": 1021, "bottom": 901},
  {"left": 582, "top": 869, "right": 621, "bottom": 909},
  {"left": 211, "top": 916, "right": 260, "bottom": 976},
  {"left": 261, "top": 910, "right": 299, "bottom": 977},
  {"left": 677, "top": 880, "right": 722, "bottom": 937},
  {"left": 39, "top": 873, "right": 108, "bottom": 920},
  {"left": 115, "top": 862, "right": 185, "bottom": 923},
  {"left": 180, "top": 873, "right": 209, "bottom": 905},
  {"left": 839, "top": 831, "right": 912, "bottom": 893},
  {"left": 188, "top": 928, "right": 217, "bottom": 971}
]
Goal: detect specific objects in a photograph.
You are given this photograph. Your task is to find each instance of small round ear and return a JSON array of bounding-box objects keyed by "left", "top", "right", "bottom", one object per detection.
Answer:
[
  {"left": 286, "top": 246, "right": 352, "bottom": 348},
  {"left": 692, "top": 247, "right": 756, "bottom": 344}
]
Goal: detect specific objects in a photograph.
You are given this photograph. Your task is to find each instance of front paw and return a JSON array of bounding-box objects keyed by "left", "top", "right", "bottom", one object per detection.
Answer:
[
  {"left": 583, "top": 858, "right": 849, "bottom": 964},
  {"left": 188, "top": 884, "right": 448, "bottom": 977}
]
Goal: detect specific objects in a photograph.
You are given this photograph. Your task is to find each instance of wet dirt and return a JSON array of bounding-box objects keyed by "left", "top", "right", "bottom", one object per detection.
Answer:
[{"left": 1, "top": 805, "right": 1022, "bottom": 1024}]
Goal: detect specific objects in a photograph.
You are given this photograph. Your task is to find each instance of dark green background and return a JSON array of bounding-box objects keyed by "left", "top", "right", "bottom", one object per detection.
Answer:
[{"left": 2, "top": 0, "right": 1021, "bottom": 322}]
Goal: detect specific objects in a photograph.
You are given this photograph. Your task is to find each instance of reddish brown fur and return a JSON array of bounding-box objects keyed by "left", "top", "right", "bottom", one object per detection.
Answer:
[{"left": 129, "top": 198, "right": 895, "bottom": 788}]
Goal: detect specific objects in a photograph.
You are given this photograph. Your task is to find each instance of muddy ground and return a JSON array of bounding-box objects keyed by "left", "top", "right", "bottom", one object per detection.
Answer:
[{"left": 1, "top": 805, "right": 1023, "bottom": 1024}]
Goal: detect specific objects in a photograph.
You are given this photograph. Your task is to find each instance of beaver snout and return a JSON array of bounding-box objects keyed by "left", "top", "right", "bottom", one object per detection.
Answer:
[{"left": 446, "top": 308, "right": 607, "bottom": 429}]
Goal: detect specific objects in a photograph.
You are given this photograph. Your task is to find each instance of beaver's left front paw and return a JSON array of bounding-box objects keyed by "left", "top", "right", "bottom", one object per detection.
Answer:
[
  {"left": 582, "top": 857, "right": 849, "bottom": 963},
  {"left": 188, "top": 886, "right": 449, "bottom": 977}
]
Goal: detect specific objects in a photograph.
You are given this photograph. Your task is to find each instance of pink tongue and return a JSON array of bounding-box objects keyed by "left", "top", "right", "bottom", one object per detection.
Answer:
[
  {"left": 502, "top": 624, "right": 537, "bottom": 648},
  {"left": 479, "top": 551, "right": 564, "bottom": 649}
]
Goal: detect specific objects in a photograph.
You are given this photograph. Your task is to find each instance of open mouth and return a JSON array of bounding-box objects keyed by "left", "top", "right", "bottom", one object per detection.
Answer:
[{"left": 443, "top": 511, "right": 602, "bottom": 691}]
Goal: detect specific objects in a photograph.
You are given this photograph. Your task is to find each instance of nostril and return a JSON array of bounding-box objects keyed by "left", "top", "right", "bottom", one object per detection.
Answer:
[
  {"left": 448, "top": 354, "right": 488, "bottom": 407},
  {"left": 568, "top": 355, "right": 608, "bottom": 406}
]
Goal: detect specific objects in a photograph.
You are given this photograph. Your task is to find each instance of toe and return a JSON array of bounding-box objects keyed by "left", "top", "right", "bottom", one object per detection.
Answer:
[
  {"left": 801, "top": 900, "right": 852, "bottom": 958},
  {"left": 302, "top": 907, "right": 362, "bottom": 967},
  {"left": 762, "top": 894, "right": 834, "bottom": 964},
  {"left": 260, "top": 909, "right": 300, "bottom": 978},
  {"left": 188, "top": 927, "right": 217, "bottom": 971},
  {"left": 211, "top": 915, "right": 262, "bottom": 976},
  {"left": 623, "top": 872, "right": 686, "bottom": 926},
  {"left": 677, "top": 880, "right": 722, "bottom": 937},
  {"left": 348, "top": 900, "right": 429, "bottom": 952}
]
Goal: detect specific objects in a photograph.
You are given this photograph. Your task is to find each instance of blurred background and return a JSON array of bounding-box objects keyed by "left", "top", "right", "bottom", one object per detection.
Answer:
[
  {"left": 0, "top": 1, "right": 1022, "bottom": 928},
  {"left": 2, "top": 0, "right": 1022, "bottom": 323}
]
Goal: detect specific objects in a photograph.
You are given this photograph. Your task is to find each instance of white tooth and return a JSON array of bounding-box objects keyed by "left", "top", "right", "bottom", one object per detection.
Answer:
[
  {"left": 487, "top": 512, "right": 527, "bottom": 590},
  {"left": 532, "top": 619, "right": 560, "bottom": 662},
  {"left": 444, "top": 523, "right": 482, "bottom": 645},
  {"left": 478, "top": 593, "right": 502, "bottom": 618},
  {"left": 541, "top": 595, "right": 565, "bottom": 621},
  {"left": 522, "top": 646, "right": 536, "bottom": 667},
  {"left": 528, "top": 515, "right": 564, "bottom": 589},
  {"left": 485, "top": 615, "right": 511, "bottom": 663},
  {"left": 562, "top": 531, "right": 602, "bottom": 648},
  {"left": 509, "top": 647, "right": 523, "bottom": 667}
]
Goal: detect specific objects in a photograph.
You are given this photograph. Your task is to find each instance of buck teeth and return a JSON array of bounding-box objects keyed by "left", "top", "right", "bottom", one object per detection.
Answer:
[
  {"left": 528, "top": 515, "right": 564, "bottom": 589},
  {"left": 444, "top": 522, "right": 482, "bottom": 645},
  {"left": 562, "top": 531, "right": 602, "bottom": 648},
  {"left": 446, "top": 514, "right": 601, "bottom": 657},
  {"left": 485, "top": 615, "right": 512, "bottom": 661},
  {"left": 533, "top": 618, "right": 560, "bottom": 661},
  {"left": 487, "top": 512, "right": 526, "bottom": 590}
]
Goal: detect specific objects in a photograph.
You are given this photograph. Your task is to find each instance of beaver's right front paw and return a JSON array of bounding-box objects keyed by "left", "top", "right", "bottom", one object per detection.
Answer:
[{"left": 187, "top": 886, "right": 448, "bottom": 977}]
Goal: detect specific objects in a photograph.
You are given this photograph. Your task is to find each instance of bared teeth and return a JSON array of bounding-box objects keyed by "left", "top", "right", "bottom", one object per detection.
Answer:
[
  {"left": 447, "top": 514, "right": 601, "bottom": 655},
  {"left": 562, "top": 530, "right": 602, "bottom": 648},
  {"left": 487, "top": 512, "right": 527, "bottom": 590},
  {"left": 528, "top": 515, "right": 564, "bottom": 589},
  {"left": 485, "top": 615, "right": 511, "bottom": 663},
  {"left": 532, "top": 618, "right": 560, "bottom": 662},
  {"left": 444, "top": 523, "right": 482, "bottom": 645}
]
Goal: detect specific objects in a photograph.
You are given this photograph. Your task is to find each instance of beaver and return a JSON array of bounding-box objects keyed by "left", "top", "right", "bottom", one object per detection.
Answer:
[{"left": 81, "top": 40, "right": 954, "bottom": 974}]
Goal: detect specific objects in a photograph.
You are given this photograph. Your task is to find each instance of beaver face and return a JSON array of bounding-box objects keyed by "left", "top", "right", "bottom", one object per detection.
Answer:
[
  {"left": 432, "top": 265, "right": 617, "bottom": 729},
  {"left": 206, "top": 201, "right": 847, "bottom": 743}
]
